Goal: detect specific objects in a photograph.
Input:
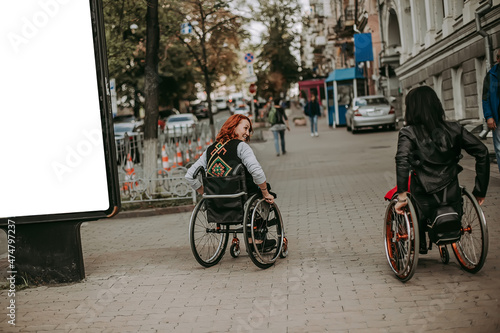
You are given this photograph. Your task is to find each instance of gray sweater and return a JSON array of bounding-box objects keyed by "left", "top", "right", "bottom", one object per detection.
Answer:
[{"left": 185, "top": 141, "right": 266, "bottom": 190}]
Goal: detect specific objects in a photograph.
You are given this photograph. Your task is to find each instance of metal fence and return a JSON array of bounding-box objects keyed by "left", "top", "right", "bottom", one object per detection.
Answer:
[{"left": 116, "top": 119, "right": 226, "bottom": 204}]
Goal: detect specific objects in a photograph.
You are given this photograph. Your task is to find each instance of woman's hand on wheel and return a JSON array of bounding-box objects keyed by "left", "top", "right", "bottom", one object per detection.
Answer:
[
  {"left": 395, "top": 201, "right": 407, "bottom": 215},
  {"left": 395, "top": 192, "right": 408, "bottom": 215},
  {"left": 475, "top": 196, "right": 485, "bottom": 205},
  {"left": 263, "top": 192, "right": 274, "bottom": 204}
]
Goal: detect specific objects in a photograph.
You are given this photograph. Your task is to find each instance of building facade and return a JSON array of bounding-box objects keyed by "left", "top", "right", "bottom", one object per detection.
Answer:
[
  {"left": 300, "top": 1, "right": 383, "bottom": 95},
  {"left": 379, "top": 0, "right": 500, "bottom": 121}
]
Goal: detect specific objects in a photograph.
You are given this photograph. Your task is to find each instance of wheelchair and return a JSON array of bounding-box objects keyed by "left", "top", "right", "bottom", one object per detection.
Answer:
[
  {"left": 383, "top": 186, "right": 488, "bottom": 282},
  {"left": 188, "top": 164, "right": 288, "bottom": 269}
]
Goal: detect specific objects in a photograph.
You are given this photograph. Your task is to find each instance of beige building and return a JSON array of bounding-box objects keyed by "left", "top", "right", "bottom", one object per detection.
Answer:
[
  {"left": 379, "top": 0, "right": 500, "bottom": 121},
  {"left": 300, "top": 1, "right": 383, "bottom": 94}
]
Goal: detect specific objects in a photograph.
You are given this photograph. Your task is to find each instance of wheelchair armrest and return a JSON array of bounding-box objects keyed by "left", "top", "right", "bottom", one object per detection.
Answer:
[
  {"left": 203, "top": 191, "right": 247, "bottom": 199},
  {"left": 193, "top": 166, "right": 206, "bottom": 179}
]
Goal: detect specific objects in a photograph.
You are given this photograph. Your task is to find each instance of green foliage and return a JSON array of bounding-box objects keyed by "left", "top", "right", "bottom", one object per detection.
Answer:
[
  {"left": 102, "top": 0, "right": 200, "bottom": 114},
  {"left": 251, "top": 0, "right": 301, "bottom": 99},
  {"left": 163, "top": 0, "right": 248, "bottom": 91},
  {"left": 103, "top": 0, "right": 147, "bottom": 115}
]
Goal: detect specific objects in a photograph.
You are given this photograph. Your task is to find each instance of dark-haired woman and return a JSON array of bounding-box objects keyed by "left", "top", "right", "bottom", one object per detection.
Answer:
[
  {"left": 394, "top": 86, "right": 489, "bottom": 253},
  {"left": 185, "top": 114, "right": 274, "bottom": 204}
]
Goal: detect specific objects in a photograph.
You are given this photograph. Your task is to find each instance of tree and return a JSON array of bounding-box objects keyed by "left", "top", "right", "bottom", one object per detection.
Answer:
[
  {"left": 143, "top": 0, "right": 160, "bottom": 182},
  {"left": 164, "top": 0, "right": 247, "bottom": 139},
  {"left": 103, "top": 0, "right": 200, "bottom": 116},
  {"left": 103, "top": 0, "right": 147, "bottom": 117},
  {"left": 251, "top": 0, "right": 301, "bottom": 100}
]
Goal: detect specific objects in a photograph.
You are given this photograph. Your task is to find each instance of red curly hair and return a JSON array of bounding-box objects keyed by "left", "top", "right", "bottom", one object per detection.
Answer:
[{"left": 216, "top": 114, "right": 253, "bottom": 143}]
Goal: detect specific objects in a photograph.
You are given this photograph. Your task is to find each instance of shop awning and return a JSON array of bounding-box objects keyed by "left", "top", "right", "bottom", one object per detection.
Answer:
[
  {"left": 325, "top": 67, "right": 364, "bottom": 82},
  {"left": 298, "top": 79, "right": 325, "bottom": 89}
]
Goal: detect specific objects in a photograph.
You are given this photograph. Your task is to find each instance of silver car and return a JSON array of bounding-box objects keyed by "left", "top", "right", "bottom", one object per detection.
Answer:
[
  {"left": 233, "top": 104, "right": 253, "bottom": 121},
  {"left": 165, "top": 114, "right": 198, "bottom": 138},
  {"left": 345, "top": 95, "right": 396, "bottom": 133}
]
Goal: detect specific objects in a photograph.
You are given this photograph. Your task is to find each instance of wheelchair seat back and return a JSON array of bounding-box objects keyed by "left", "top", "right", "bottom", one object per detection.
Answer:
[{"left": 202, "top": 165, "right": 247, "bottom": 225}]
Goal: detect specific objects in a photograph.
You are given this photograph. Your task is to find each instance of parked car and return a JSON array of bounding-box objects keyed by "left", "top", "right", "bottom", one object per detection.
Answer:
[
  {"left": 191, "top": 101, "right": 218, "bottom": 118},
  {"left": 113, "top": 117, "right": 143, "bottom": 164},
  {"left": 345, "top": 95, "right": 396, "bottom": 133},
  {"left": 215, "top": 98, "right": 228, "bottom": 111},
  {"left": 233, "top": 104, "right": 252, "bottom": 120},
  {"left": 158, "top": 108, "right": 180, "bottom": 130},
  {"left": 113, "top": 118, "right": 144, "bottom": 139},
  {"left": 165, "top": 114, "right": 198, "bottom": 138}
]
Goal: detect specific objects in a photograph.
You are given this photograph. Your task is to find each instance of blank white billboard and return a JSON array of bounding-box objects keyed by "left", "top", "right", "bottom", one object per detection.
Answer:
[{"left": 1, "top": 0, "right": 117, "bottom": 221}]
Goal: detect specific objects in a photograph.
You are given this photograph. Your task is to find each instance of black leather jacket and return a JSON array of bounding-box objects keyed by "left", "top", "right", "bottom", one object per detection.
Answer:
[{"left": 396, "top": 122, "right": 489, "bottom": 198}]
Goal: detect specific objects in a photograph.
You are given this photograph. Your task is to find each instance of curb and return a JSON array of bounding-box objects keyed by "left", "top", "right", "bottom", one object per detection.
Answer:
[{"left": 112, "top": 204, "right": 195, "bottom": 219}]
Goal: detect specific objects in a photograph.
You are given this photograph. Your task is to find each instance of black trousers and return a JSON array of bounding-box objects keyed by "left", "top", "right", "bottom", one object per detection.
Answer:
[{"left": 411, "top": 178, "right": 462, "bottom": 242}]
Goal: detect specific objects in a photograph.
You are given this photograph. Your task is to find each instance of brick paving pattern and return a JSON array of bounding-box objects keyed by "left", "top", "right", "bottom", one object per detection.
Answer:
[{"left": 1, "top": 106, "right": 499, "bottom": 332}]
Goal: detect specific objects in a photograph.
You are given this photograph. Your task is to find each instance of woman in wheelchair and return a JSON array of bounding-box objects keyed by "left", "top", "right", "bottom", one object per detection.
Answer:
[
  {"left": 185, "top": 114, "right": 276, "bottom": 249},
  {"left": 393, "top": 86, "right": 490, "bottom": 255}
]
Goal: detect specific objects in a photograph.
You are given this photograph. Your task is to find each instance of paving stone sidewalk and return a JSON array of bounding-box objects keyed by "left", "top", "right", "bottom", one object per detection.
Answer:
[{"left": 1, "top": 106, "right": 499, "bottom": 332}]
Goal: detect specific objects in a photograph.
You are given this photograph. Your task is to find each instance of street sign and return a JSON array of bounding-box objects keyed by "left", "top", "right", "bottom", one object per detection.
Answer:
[
  {"left": 181, "top": 22, "right": 192, "bottom": 35},
  {"left": 249, "top": 83, "right": 257, "bottom": 95},
  {"left": 246, "top": 63, "right": 255, "bottom": 76},
  {"left": 245, "top": 75, "right": 258, "bottom": 83},
  {"left": 244, "top": 52, "right": 254, "bottom": 63}
]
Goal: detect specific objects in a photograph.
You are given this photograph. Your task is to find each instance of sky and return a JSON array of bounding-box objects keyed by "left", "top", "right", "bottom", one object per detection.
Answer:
[{"left": 243, "top": 0, "right": 311, "bottom": 44}]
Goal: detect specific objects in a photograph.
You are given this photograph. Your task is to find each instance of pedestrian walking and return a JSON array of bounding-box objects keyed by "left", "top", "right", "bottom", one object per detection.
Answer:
[
  {"left": 268, "top": 99, "right": 290, "bottom": 156},
  {"left": 482, "top": 48, "right": 500, "bottom": 172},
  {"left": 394, "top": 86, "right": 489, "bottom": 254},
  {"left": 304, "top": 94, "right": 321, "bottom": 137}
]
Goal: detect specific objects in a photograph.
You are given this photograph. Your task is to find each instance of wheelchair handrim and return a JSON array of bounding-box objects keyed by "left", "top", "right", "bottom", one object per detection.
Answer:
[{"left": 250, "top": 198, "right": 283, "bottom": 264}]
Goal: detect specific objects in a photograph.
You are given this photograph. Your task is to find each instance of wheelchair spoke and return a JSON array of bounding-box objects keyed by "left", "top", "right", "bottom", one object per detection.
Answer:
[
  {"left": 451, "top": 187, "right": 488, "bottom": 273},
  {"left": 189, "top": 199, "right": 229, "bottom": 267},
  {"left": 384, "top": 199, "right": 418, "bottom": 282},
  {"left": 244, "top": 197, "right": 284, "bottom": 269}
]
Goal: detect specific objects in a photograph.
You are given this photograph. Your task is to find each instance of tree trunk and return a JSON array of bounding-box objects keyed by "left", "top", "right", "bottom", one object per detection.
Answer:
[
  {"left": 204, "top": 68, "right": 216, "bottom": 141},
  {"left": 199, "top": 23, "right": 215, "bottom": 142},
  {"left": 144, "top": 0, "right": 159, "bottom": 186}
]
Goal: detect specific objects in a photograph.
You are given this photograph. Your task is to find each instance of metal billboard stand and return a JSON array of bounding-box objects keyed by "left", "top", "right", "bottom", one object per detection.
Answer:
[{"left": 1, "top": 0, "right": 120, "bottom": 284}]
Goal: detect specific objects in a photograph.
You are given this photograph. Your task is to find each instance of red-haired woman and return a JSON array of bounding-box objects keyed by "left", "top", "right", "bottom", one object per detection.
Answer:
[{"left": 185, "top": 114, "right": 274, "bottom": 204}]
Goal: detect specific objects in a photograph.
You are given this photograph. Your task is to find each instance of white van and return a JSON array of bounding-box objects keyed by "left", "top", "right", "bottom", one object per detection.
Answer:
[{"left": 215, "top": 97, "right": 228, "bottom": 111}]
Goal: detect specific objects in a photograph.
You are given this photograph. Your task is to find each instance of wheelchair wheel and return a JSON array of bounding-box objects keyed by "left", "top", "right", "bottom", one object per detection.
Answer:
[
  {"left": 243, "top": 194, "right": 284, "bottom": 269},
  {"left": 230, "top": 243, "right": 240, "bottom": 258},
  {"left": 451, "top": 187, "right": 488, "bottom": 273},
  {"left": 189, "top": 199, "right": 229, "bottom": 267},
  {"left": 439, "top": 245, "right": 449, "bottom": 264},
  {"left": 279, "top": 237, "right": 289, "bottom": 258},
  {"left": 384, "top": 196, "right": 419, "bottom": 282}
]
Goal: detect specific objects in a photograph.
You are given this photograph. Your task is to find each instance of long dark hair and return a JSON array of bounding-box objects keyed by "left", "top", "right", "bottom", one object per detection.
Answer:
[{"left": 405, "top": 86, "right": 447, "bottom": 134}]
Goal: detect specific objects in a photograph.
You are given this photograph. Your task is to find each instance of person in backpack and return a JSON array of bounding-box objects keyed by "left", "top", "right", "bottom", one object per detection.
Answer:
[
  {"left": 269, "top": 99, "right": 290, "bottom": 156},
  {"left": 482, "top": 48, "right": 500, "bottom": 173},
  {"left": 394, "top": 86, "right": 489, "bottom": 254},
  {"left": 304, "top": 94, "right": 321, "bottom": 137}
]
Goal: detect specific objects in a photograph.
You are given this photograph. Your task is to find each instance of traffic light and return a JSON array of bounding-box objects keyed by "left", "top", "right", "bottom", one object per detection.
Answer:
[{"left": 379, "top": 65, "right": 396, "bottom": 77}]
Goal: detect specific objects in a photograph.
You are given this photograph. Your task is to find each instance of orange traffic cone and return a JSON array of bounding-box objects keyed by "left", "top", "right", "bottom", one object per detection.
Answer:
[
  {"left": 176, "top": 142, "right": 183, "bottom": 167},
  {"left": 195, "top": 138, "right": 202, "bottom": 159},
  {"left": 185, "top": 148, "right": 190, "bottom": 164},
  {"left": 123, "top": 153, "right": 136, "bottom": 191},
  {"left": 161, "top": 145, "right": 170, "bottom": 172}
]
